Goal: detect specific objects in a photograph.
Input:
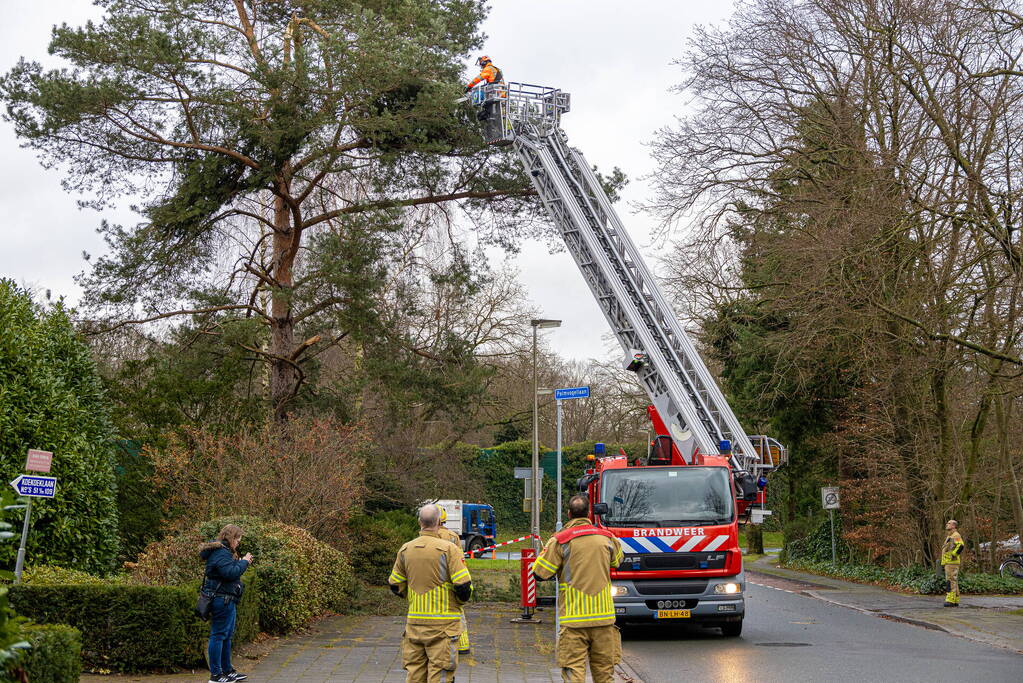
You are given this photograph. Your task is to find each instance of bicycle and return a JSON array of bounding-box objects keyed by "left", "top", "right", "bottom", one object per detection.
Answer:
[{"left": 998, "top": 552, "right": 1023, "bottom": 579}]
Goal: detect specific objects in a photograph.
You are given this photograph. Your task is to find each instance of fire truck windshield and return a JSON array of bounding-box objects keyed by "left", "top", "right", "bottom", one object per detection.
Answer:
[{"left": 601, "top": 466, "right": 733, "bottom": 527}]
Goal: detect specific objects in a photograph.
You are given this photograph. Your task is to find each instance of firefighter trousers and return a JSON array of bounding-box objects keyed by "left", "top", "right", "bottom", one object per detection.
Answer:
[
  {"left": 402, "top": 632, "right": 459, "bottom": 683},
  {"left": 944, "top": 563, "right": 960, "bottom": 604},
  {"left": 556, "top": 624, "right": 621, "bottom": 683},
  {"left": 458, "top": 613, "right": 470, "bottom": 653}
]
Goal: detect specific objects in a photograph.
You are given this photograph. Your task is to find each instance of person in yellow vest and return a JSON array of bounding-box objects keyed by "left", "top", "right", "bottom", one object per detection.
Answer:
[
  {"left": 389, "top": 504, "right": 473, "bottom": 682},
  {"left": 941, "top": 519, "right": 965, "bottom": 607},
  {"left": 533, "top": 494, "right": 624, "bottom": 683},
  {"left": 438, "top": 507, "right": 471, "bottom": 655}
]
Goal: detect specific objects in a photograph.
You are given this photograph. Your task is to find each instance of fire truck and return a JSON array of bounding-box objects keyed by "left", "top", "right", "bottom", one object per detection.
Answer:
[{"left": 470, "top": 81, "right": 788, "bottom": 635}]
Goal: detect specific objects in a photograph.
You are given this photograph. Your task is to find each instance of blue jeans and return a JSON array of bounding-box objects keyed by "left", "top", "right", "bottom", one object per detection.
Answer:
[{"left": 208, "top": 596, "right": 237, "bottom": 675}]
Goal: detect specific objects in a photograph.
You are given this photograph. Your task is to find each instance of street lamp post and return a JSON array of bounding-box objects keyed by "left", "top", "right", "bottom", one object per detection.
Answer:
[{"left": 531, "top": 318, "right": 561, "bottom": 550}]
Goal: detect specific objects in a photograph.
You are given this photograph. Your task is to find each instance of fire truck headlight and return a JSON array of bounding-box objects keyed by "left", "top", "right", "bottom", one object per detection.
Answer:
[
  {"left": 714, "top": 582, "right": 741, "bottom": 595},
  {"left": 610, "top": 584, "right": 629, "bottom": 597}
]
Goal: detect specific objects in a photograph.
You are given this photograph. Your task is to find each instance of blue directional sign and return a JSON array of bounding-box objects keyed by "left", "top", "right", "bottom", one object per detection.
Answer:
[
  {"left": 555, "top": 386, "right": 590, "bottom": 400},
  {"left": 10, "top": 475, "right": 57, "bottom": 499}
]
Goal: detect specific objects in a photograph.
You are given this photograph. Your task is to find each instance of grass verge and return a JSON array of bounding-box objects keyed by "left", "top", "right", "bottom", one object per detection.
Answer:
[{"left": 737, "top": 530, "right": 783, "bottom": 549}]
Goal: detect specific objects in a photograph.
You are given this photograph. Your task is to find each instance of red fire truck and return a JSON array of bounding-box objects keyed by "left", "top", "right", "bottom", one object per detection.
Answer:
[
  {"left": 471, "top": 82, "right": 788, "bottom": 635},
  {"left": 577, "top": 408, "right": 781, "bottom": 636}
]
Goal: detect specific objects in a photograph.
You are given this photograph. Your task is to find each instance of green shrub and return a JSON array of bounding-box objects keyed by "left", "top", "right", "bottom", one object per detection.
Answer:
[
  {"left": 346, "top": 511, "right": 419, "bottom": 584},
  {"left": 21, "top": 565, "right": 113, "bottom": 586},
  {"left": 8, "top": 624, "right": 81, "bottom": 682},
  {"left": 783, "top": 558, "right": 1023, "bottom": 595},
  {"left": 0, "top": 280, "right": 120, "bottom": 574},
  {"left": 8, "top": 575, "right": 259, "bottom": 672},
  {"left": 113, "top": 440, "right": 164, "bottom": 563},
  {"left": 131, "top": 516, "right": 352, "bottom": 634},
  {"left": 785, "top": 514, "right": 850, "bottom": 563}
]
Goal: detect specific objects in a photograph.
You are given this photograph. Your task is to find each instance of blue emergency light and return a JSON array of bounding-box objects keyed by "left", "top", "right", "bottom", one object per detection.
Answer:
[
  {"left": 594, "top": 443, "right": 606, "bottom": 456},
  {"left": 718, "top": 440, "right": 731, "bottom": 454}
]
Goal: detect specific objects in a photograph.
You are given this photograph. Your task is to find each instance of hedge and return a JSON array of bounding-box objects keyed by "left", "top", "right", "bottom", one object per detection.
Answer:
[
  {"left": 465, "top": 439, "right": 648, "bottom": 530},
  {"left": 346, "top": 511, "right": 419, "bottom": 584},
  {"left": 783, "top": 558, "right": 1023, "bottom": 595},
  {"left": 131, "top": 516, "right": 352, "bottom": 634},
  {"left": 0, "top": 280, "right": 120, "bottom": 574},
  {"left": 8, "top": 575, "right": 259, "bottom": 672},
  {"left": 7, "top": 624, "right": 81, "bottom": 683}
]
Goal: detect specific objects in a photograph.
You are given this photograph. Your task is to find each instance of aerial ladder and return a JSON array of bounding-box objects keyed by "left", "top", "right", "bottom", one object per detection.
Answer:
[{"left": 470, "top": 82, "right": 786, "bottom": 501}]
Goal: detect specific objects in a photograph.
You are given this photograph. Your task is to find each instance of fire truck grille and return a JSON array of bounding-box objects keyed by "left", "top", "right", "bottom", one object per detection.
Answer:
[
  {"left": 632, "top": 580, "right": 707, "bottom": 595},
  {"left": 645, "top": 599, "right": 699, "bottom": 610},
  {"left": 637, "top": 552, "right": 727, "bottom": 571}
]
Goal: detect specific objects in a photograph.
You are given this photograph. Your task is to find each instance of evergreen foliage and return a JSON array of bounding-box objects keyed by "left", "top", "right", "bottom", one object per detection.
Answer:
[
  {"left": 112, "top": 441, "right": 164, "bottom": 563},
  {"left": 0, "top": 0, "right": 547, "bottom": 423},
  {"left": 7, "top": 624, "right": 81, "bottom": 683},
  {"left": 130, "top": 516, "right": 352, "bottom": 634},
  {"left": 9, "top": 579, "right": 259, "bottom": 672},
  {"left": 345, "top": 510, "right": 419, "bottom": 584},
  {"left": 0, "top": 280, "right": 119, "bottom": 573}
]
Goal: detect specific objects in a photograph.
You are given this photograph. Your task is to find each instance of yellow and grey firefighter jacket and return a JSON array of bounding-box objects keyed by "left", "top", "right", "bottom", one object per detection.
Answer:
[
  {"left": 439, "top": 526, "right": 462, "bottom": 549},
  {"left": 533, "top": 517, "right": 624, "bottom": 628},
  {"left": 941, "top": 531, "right": 965, "bottom": 566},
  {"left": 389, "top": 530, "right": 472, "bottom": 637}
]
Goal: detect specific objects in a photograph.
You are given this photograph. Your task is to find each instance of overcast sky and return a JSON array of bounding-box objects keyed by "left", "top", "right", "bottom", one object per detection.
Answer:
[{"left": 0, "top": 0, "right": 735, "bottom": 362}]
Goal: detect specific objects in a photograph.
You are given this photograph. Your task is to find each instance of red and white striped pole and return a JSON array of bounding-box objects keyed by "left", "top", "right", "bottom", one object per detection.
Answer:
[{"left": 515, "top": 547, "right": 538, "bottom": 622}]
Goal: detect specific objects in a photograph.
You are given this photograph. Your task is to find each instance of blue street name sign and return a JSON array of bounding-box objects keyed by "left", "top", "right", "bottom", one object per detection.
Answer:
[
  {"left": 555, "top": 386, "right": 590, "bottom": 400},
  {"left": 10, "top": 475, "right": 57, "bottom": 499}
]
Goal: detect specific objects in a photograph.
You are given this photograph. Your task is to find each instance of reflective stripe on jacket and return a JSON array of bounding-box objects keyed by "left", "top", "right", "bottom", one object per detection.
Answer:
[
  {"left": 389, "top": 530, "right": 472, "bottom": 636},
  {"left": 533, "top": 518, "right": 624, "bottom": 628},
  {"left": 941, "top": 531, "right": 965, "bottom": 565}
]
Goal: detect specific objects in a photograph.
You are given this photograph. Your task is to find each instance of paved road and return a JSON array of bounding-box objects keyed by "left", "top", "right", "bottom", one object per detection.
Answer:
[{"left": 620, "top": 574, "right": 1022, "bottom": 682}]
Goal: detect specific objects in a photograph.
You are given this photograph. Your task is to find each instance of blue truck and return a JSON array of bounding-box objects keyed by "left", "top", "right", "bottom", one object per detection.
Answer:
[{"left": 435, "top": 499, "right": 496, "bottom": 555}]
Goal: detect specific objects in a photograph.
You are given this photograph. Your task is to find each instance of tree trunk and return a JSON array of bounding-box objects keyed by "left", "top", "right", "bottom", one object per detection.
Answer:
[
  {"left": 995, "top": 396, "right": 1023, "bottom": 547},
  {"left": 746, "top": 524, "right": 764, "bottom": 554},
  {"left": 270, "top": 191, "right": 300, "bottom": 423},
  {"left": 887, "top": 335, "right": 934, "bottom": 565}
]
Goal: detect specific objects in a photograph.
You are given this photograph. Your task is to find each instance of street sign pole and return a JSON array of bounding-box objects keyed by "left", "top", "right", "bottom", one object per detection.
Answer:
[
  {"left": 556, "top": 398, "right": 563, "bottom": 532},
  {"left": 829, "top": 508, "right": 836, "bottom": 565},
  {"left": 554, "top": 399, "right": 564, "bottom": 649},
  {"left": 10, "top": 469, "right": 58, "bottom": 584},
  {"left": 550, "top": 386, "right": 589, "bottom": 648},
  {"left": 14, "top": 498, "right": 32, "bottom": 584},
  {"left": 821, "top": 486, "right": 840, "bottom": 565}
]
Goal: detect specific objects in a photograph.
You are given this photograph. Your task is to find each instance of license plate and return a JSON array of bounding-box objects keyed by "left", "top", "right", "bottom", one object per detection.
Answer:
[{"left": 656, "top": 609, "right": 691, "bottom": 619}]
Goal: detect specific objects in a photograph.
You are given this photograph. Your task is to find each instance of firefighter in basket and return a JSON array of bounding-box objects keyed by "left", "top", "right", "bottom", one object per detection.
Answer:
[
  {"left": 466, "top": 55, "right": 506, "bottom": 122},
  {"left": 389, "top": 504, "right": 473, "bottom": 682},
  {"left": 533, "top": 494, "right": 624, "bottom": 683},
  {"left": 438, "top": 507, "right": 472, "bottom": 655}
]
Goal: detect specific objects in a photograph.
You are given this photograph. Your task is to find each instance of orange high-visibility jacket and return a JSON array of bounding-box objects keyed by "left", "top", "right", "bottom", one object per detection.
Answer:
[{"left": 467, "top": 63, "right": 504, "bottom": 89}]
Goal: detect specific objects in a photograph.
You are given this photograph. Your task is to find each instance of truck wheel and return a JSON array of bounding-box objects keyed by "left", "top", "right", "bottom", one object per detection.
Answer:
[
  {"left": 721, "top": 620, "right": 743, "bottom": 637},
  {"left": 467, "top": 537, "right": 486, "bottom": 557}
]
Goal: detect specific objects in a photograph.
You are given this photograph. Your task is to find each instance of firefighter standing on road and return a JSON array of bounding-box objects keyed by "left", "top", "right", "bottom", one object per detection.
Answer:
[
  {"left": 533, "top": 494, "right": 624, "bottom": 683},
  {"left": 389, "top": 504, "right": 473, "bottom": 682},
  {"left": 941, "top": 519, "right": 965, "bottom": 607},
  {"left": 438, "top": 507, "right": 471, "bottom": 656}
]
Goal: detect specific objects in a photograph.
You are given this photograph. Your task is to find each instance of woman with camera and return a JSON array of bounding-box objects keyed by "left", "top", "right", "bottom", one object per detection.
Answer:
[{"left": 200, "top": 524, "right": 254, "bottom": 683}]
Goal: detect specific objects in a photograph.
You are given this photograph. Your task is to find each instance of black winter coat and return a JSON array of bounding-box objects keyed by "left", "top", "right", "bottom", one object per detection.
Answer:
[{"left": 199, "top": 540, "right": 250, "bottom": 599}]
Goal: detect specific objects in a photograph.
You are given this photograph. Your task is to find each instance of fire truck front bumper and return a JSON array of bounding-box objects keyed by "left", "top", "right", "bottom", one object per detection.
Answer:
[{"left": 610, "top": 575, "right": 745, "bottom": 624}]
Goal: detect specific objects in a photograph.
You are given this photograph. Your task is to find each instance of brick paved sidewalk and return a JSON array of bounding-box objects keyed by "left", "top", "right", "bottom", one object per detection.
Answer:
[{"left": 253, "top": 603, "right": 637, "bottom": 682}]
